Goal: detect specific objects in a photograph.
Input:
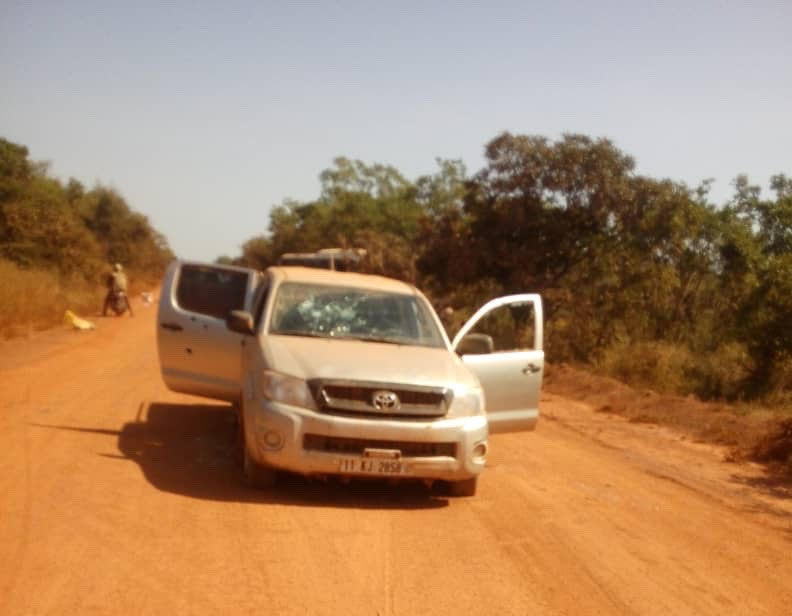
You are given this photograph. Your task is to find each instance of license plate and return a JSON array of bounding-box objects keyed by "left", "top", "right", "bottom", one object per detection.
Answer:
[{"left": 337, "top": 457, "right": 408, "bottom": 475}]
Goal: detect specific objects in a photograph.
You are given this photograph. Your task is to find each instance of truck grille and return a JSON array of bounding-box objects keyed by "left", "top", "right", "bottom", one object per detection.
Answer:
[
  {"left": 303, "top": 434, "right": 456, "bottom": 458},
  {"left": 309, "top": 379, "right": 452, "bottom": 418}
]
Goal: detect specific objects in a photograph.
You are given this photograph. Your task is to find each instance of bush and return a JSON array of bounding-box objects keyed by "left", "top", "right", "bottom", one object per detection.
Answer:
[
  {"left": 595, "top": 341, "right": 697, "bottom": 396},
  {"left": 593, "top": 339, "right": 765, "bottom": 403},
  {"left": 0, "top": 259, "right": 105, "bottom": 338},
  {"left": 689, "top": 342, "right": 753, "bottom": 401},
  {"left": 757, "top": 356, "right": 792, "bottom": 408}
]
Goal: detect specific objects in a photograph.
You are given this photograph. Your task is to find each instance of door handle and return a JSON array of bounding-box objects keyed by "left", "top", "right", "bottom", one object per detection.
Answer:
[
  {"left": 160, "top": 322, "right": 183, "bottom": 332},
  {"left": 522, "top": 363, "right": 541, "bottom": 375}
]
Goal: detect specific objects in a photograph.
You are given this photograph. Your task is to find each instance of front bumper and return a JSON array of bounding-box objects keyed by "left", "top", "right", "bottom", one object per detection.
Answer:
[{"left": 243, "top": 398, "right": 488, "bottom": 481}]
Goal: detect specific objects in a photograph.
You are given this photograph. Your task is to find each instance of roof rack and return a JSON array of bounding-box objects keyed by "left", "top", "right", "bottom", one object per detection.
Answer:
[{"left": 278, "top": 248, "right": 366, "bottom": 271}]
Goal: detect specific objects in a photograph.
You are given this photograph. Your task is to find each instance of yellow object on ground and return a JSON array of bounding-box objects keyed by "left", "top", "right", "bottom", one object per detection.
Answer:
[{"left": 63, "top": 310, "right": 96, "bottom": 331}]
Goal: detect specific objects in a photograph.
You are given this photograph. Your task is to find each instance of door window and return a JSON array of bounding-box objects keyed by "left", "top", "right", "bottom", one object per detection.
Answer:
[
  {"left": 465, "top": 302, "right": 536, "bottom": 352},
  {"left": 175, "top": 264, "right": 249, "bottom": 319}
]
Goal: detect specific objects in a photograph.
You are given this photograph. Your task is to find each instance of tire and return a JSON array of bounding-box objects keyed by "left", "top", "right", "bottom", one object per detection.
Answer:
[
  {"left": 446, "top": 476, "right": 478, "bottom": 497},
  {"left": 110, "top": 293, "right": 128, "bottom": 316},
  {"left": 243, "top": 440, "right": 277, "bottom": 489},
  {"left": 232, "top": 404, "right": 244, "bottom": 468}
]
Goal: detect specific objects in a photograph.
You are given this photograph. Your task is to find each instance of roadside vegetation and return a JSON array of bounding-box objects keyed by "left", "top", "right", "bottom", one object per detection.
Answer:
[
  {"left": 223, "top": 133, "right": 792, "bottom": 471},
  {"left": 0, "top": 137, "right": 173, "bottom": 337},
  {"left": 228, "top": 134, "right": 792, "bottom": 407}
]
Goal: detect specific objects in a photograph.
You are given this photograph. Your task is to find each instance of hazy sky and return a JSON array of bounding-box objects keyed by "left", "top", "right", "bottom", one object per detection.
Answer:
[{"left": 2, "top": 1, "right": 790, "bottom": 262}]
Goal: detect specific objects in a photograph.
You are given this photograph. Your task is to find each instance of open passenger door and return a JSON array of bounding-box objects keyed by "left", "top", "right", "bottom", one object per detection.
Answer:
[
  {"left": 452, "top": 294, "right": 543, "bottom": 433},
  {"left": 157, "top": 261, "right": 261, "bottom": 402}
]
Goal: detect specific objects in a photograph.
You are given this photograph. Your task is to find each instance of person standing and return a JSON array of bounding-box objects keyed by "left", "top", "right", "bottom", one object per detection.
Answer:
[{"left": 103, "top": 263, "right": 134, "bottom": 316}]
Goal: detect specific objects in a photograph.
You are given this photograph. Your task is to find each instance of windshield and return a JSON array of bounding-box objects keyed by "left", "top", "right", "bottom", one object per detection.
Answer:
[{"left": 269, "top": 282, "right": 446, "bottom": 348}]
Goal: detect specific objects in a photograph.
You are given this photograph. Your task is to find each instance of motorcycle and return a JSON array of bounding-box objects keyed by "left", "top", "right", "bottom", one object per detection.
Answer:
[{"left": 108, "top": 289, "right": 131, "bottom": 316}]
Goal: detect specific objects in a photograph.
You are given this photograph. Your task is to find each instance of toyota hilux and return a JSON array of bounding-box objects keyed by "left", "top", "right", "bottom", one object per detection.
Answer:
[{"left": 157, "top": 261, "right": 543, "bottom": 496}]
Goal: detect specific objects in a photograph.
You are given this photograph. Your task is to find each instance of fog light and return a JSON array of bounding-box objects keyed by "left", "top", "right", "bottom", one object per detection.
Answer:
[
  {"left": 472, "top": 441, "right": 487, "bottom": 460},
  {"left": 259, "top": 430, "right": 284, "bottom": 450}
]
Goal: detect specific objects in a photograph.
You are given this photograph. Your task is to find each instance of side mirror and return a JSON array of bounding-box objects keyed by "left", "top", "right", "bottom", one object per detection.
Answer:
[
  {"left": 456, "top": 333, "right": 494, "bottom": 355},
  {"left": 227, "top": 310, "right": 255, "bottom": 335}
]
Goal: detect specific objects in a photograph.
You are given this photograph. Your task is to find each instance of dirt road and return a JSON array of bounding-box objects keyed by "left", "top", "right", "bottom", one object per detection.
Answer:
[{"left": 1, "top": 301, "right": 791, "bottom": 615}]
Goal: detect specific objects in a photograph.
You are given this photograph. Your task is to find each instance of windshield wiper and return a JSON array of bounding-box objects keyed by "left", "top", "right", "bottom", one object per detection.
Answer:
[
  {"left": 352, "top": 336, "right": 407, "bottom": 345},
  {"left": 271, "top": 330, "right": 329, "bottom": 339},
  {"left": 273, "top": 331, "right": 409, "bottom": 345}
]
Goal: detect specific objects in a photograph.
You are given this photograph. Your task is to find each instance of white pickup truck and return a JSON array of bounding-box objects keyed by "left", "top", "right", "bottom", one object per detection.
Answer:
[{"left": 157, "top": 261, "right": 544, "bottom": 496}]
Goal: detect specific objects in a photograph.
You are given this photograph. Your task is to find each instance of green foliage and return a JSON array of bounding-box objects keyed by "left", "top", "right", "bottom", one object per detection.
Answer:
[
  {"left": 419, "top": 133, "right": 638, "bottom": 297},
  {"left": 319, "top": 157, "right": 412, "bottom": 201},
  {"left": 239, "top": 157, "right": 463, "bottom": 278},
  {"left": 0, "top": 136, "right": 173, "bottom": 288},
  {"left": 717, "top": 174, "right": 792, "bottom": 395},
  {"left": 690, "top": 342, "right": 754, "bottom": 401},
  {"left": 229, "top": 133, "right": 791, "bottom": 405},
  {"left": 596, "top": 341, "right": 697, "bottom": 396}
]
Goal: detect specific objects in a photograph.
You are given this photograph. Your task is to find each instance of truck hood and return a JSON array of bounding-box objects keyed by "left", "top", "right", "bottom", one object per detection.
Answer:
[{"left": 263, "top": 334, "right": 480, "bottom": 391}]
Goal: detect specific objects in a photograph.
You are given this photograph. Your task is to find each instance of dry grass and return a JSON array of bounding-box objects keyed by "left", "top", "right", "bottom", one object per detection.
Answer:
[
  {"left": 0, "top": 259, "right": 158, "bottom": 339},
  {"left": 546, "top": 362, "right": 792, "bottom": 476}
]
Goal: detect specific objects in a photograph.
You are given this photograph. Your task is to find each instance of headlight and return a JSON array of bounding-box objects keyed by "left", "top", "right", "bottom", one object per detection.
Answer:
[
  {"left": 258, "top": 371, "right": 317, "bottom": 410},
  {"left": 450, "top": 386, "right": 484, "bottom": 416}
]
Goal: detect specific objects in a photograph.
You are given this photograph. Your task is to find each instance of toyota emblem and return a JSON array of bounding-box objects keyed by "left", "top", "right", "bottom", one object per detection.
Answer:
[{"left": 372, "top": 390, "right": 400, "bottom": 411}]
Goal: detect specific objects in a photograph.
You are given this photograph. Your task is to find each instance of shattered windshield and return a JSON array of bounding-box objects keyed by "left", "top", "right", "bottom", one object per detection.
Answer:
[{"left": 269, "top": 282, "right": 445, "bottom": 348}]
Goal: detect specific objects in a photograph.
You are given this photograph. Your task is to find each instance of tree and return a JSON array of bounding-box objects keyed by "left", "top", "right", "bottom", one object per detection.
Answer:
[
  {"left": 238, "top": 159, "right": 427, "bottom": 281},
  {"left": 229, "top": 136, "right": 790, "bottom": 402},
  {"left": 0, "top": 136, "right": 172, "bottom": 281},
  {"left": 725, "top": 174, "right": 792, "bottom": 394}
]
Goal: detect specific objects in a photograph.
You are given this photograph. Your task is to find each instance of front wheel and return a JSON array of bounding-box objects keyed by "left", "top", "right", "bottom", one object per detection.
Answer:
[
  {"left": 445, "top": 476, "right": 478, "bottom": 497},
  {"left": 243, "top": 441, "right": 277, "bottom": 489},
  {"left": 110, "top": 293, "right": 128, "bottom": 316}
]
